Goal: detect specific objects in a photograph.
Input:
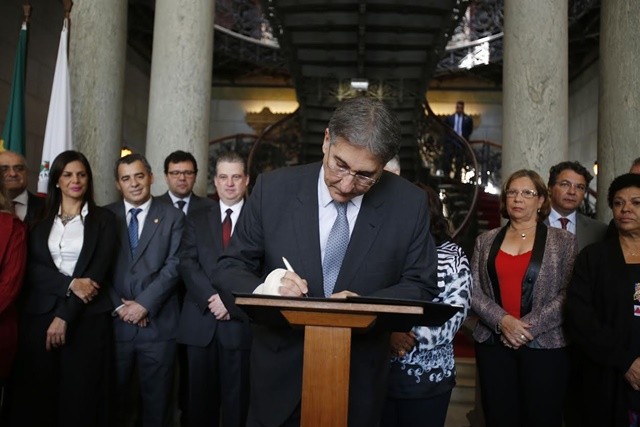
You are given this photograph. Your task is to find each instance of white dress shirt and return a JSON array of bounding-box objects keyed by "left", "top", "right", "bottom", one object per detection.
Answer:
[
  {"left": 12, "top": 189, "right": 29, "bottom": 221},
  {"left": 48, "top": 203, "right": 89, "bottom": 276},
  {"left": 168, "top": 192, "right": 192, "bottom": 214}
]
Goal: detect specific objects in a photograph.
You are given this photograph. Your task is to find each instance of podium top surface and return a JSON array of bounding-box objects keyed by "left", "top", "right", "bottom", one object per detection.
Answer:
[{"left": 233, "top": 293, "right": 461, "bottom": 329}]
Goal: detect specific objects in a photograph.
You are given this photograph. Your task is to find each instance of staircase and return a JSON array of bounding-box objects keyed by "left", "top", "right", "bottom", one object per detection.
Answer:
[{"left": 264, "top": 0, "right": 469, "bottom": 181}]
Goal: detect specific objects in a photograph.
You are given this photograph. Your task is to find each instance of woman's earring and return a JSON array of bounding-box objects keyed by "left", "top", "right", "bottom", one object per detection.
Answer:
[{"left": 56, "top": 184, "right": 60, "bottom": 188}]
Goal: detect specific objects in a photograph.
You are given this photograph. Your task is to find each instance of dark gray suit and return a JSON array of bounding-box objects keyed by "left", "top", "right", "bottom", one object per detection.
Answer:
[
  {"left": 177, "top": 202, "right": 251, "bottom": 427},
  {"left": 545, "top": 211, "right": 607, "bottom": 251},
  {"left": 214, "top": 162, "right": 438, "bottom": 427},
  {"left": 106, "top": 197, "right": 184, "bottom": 427}
]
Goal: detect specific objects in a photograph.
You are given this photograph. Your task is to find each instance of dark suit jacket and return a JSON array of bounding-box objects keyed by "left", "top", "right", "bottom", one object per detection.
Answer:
[
  {"left": 471, "top": 224, "right": 577, "bottom": 348},
  {"left": 214, "top": 162, "right": 438, "bottom": 427},
  {"left": 24, "top": 191, "right": 45, "bottom": 226},
  {"left": 565, "top": 236, "right": 637, "bottom": 427},
  {"left": 444, "top": 113, "right": 473, "bottom": 140},
  {"left": 545, "top": 212, "right": 608, "bottom": 251},
  {"left": 156, "top": 191, "right": 214, "bottom": 215},
  {"left": 176, "top": 202, "right": 251, "bottom": 349},
  {"left": 106, "top": 198, "right": 184, "bottom": 342},
  {"left": 21, "top": 206, "right": 116, "bottom": 322}
]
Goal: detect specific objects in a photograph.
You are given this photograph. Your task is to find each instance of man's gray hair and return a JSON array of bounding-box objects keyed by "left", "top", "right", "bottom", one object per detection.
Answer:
[{"left": 327, "top": 97, "right": 400, "bottom": 164}]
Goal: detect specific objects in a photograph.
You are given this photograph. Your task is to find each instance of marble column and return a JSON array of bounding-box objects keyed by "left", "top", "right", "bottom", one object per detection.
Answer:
[
  {"left": 69, "top": 0, "right": 127, "bottom": 205},
  {"left": 595, "top": 0, "right": 640, "bottom": 221},
  {"left": 502, "top": 0, "right": 568, "bottom": 179},
  {"left": 146, "top": 0, "right": 215, "bottom": 196}
]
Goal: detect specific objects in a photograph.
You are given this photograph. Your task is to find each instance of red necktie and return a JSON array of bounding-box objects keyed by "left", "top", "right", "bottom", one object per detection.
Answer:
[
  {"left": 559, "top": 217, "right": 569, "bottom": 230},
  {"left": 222, "top": 208, "right": 232, "bottom": 249}
]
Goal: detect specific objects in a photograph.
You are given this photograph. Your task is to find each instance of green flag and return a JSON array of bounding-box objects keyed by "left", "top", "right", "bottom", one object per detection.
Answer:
[{"left": 0, "top": 23, "right": 28, "bottom": 155}]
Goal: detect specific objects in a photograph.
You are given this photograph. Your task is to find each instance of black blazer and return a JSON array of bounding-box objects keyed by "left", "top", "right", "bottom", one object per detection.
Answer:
[
  {"left": 566, "top": 236, "right": 639, "bottom": 426},
  {"left": 214, "top": 162, "right": 438, "bottom": 427},
  {"left": 24, "top": 191, "right": 45, "bottom": 226},
  {"left": 22, "top": 206, "right": 116, "bottom": 322},
  {"left": 177, "top": 202, "right": 251, "bottom": 349}
]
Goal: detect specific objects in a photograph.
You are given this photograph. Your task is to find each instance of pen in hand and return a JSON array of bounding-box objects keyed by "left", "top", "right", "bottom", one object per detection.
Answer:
[{"left": 282, "top": 257, "right": 308, "bottom": 297}]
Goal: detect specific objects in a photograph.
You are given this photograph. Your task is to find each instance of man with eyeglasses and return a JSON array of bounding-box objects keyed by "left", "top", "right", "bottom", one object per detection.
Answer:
[
  {"left": 213, "top": 97, "right": 438, "bottom": 427},
  {"left": 547, "top": 161, "right": 607, "bottom": 427},
  {"left": 158, "top": 150, "right": 213, "bottom": 215},
  {"left": 546, "top": 161, "right": 607, "bottom": 251},
  {"left": 0, "top": 150, "right": 44, "bottom": 224}
]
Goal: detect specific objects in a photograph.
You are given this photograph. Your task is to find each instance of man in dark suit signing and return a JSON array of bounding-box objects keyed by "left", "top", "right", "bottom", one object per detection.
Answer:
[
  {"left": 157, "top": 150, "right": 213, "bottom": 215},
  {"left": 107, "top": 153, "right": 184, "bottom": 427},
  {"left": 0, "top": 150, "right": 44, "bottom": 224},
  {"left": 214, "top": 97, "right": 439, "bottom": 427},
  {"left": 178, "top": 151, "right": 251, "bottom": 427}
]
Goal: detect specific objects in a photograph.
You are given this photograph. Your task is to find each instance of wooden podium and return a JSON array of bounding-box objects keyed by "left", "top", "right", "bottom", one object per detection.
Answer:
[{"left": 234, "top": 295, "right": 459, "bottom": 427}]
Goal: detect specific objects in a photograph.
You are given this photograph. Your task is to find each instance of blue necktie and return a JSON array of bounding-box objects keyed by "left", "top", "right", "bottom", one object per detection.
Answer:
[
  {"left": 323, "top": 202, "right": 350, "bottom": 297},
  {"left": 128, "top": 208, "right": 142, "bottom": 256}
]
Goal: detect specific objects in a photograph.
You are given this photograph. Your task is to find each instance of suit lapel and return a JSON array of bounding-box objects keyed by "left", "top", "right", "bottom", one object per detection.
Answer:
[
  {"left": 333, "top": 189, "right": 384, "bottom": 294},
  {"left": 72, "top": 210, "right": 99, "bottom": 276},
  {"left": 114, "top": 202, "right": 133, "bottom": 261},
  {"left": 293, "top": 168, "right": 323, "bottom": 296},
  {"left": 132, "top": 198, "right": 162, "bottom": 264},
  {"left": 207, "top": 204, "right": 224, "bottom": 254}
]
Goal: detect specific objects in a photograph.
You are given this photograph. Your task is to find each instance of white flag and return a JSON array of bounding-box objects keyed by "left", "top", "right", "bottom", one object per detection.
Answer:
[{"left": 38, "top": 18, "right": 73, "bottom": 194}]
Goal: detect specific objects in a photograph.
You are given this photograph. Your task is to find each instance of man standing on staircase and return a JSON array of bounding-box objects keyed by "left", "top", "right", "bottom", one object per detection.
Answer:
[
  {"left": 546, "top": 161, "right": 607, "bottom": 251},
  {"left": 442, "top": 101, "right": 473, "bottom": 179},
  {"left": 445, "top": 101, "right": 473, "bottom": 140}
]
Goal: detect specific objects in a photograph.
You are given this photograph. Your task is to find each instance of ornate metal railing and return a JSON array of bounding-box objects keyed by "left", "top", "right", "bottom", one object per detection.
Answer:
[
  {"left": 469, "top": 140, "right": 502, "bottom": 190},
  {"left": 417, "top": 100, "right": 481, "bottom": 247}
]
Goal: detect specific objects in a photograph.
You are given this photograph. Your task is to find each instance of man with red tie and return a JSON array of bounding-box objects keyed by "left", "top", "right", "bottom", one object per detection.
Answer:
[
  {"left": 546, "top": 161, "right": 607, "bottom": 251},
  {"left": 177, "top": 152, "right": 251, "bottom": 427}
]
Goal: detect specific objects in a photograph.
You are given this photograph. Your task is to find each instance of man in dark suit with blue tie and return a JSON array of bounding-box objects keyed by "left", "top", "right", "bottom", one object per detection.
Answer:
[
  {"left": 107, "top": 153, "right": 184, "bottom": 427},
  {"left": 157, "top": 150, "right": 213, "bottom": 215},
  {"left": 177, "top": 151, "right": 251, "bottom": 427},
  {"left": 214, "top": 97, "right": 439, "bottom": 427}
]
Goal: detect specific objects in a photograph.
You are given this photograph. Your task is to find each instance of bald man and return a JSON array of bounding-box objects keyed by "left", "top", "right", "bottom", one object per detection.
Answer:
[{"left": 0, "top": 151, "right": 44, "bottom": 224}]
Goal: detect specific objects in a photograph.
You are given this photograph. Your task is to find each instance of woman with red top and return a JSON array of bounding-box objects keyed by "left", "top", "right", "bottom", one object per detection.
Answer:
[
  {"left": 0, "top": 178, "right": 26, "bottom": 397},
  {"left": 471, "top": 169, "right": 577, "bottom": 427}
]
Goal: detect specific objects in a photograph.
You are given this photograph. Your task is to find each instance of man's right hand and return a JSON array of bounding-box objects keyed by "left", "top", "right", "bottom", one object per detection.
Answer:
[
  {"left": 208, "top": 294, "right": 230, "bottom": 320},
  {"left": 278, "top": 271, "right": 308, "bottom": 297}
]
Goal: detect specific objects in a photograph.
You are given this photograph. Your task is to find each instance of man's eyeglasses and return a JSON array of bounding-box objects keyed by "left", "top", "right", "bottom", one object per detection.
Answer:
[
  {"left": 556, "top": 180, "right": 587, "bottom": 193},
  {"left": 326, "top": 148, "right": 378, "bottom": 189},
  {"left": 167, "top": 170, "right": 196, "bottom": 177},
  {"left": 0, "top": 165, "right": 26, "bottom": 174},
  {"left": 505, "top": 189, "right": 538, "bottom": 199}
]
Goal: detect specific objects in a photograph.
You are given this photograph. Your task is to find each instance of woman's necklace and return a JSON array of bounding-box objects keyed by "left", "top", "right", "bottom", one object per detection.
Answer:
[
  {"left": 58, "top": 213, "right": 77, "bottom": 226},
  {"left": 624, "top": 244, "right": 640, "bottom": 257},
  {"left": 510, "top": 223, "right": 536, "bottom": 240}
]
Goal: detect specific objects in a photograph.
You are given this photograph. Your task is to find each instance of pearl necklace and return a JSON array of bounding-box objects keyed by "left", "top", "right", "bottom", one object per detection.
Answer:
[{"left": 510, "top": 224, "right": 536, "bottom": 240}]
